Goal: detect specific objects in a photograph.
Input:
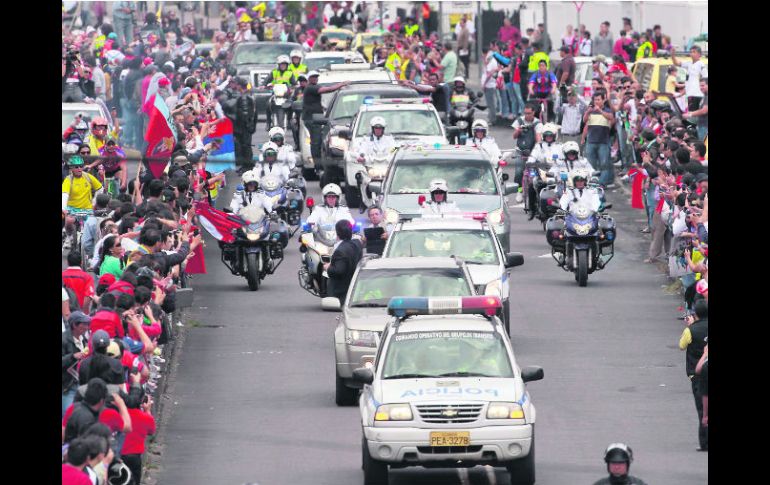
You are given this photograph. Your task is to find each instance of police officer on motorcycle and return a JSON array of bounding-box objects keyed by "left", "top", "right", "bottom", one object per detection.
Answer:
[
  {"left": 230, "top": 170, "right": 274, "bottom": 214},
  {"left": 268, "top": 126, "right": 298, "bottom": 170},
  {"left": 465, "top": 119, "right": 502, "bottom": 161},
  {"left": 592, "top": 443, "right": 648, "bottom": 485},
  {"left": 353, "top": 116, "right": 397, "bottom": 164},
  {"left": 421, "top": 179, "right": 460, "bottom": 215},
  {"left": 559, "top": 169, "right": 600, "bottom": 212},
  {"left": 263, "top": 55, "right": 296, "bottom": 130},
  {"left": 549, "top": 141, "right": 595, "bottom": 181},
  {"left": 450, "top": 76, "right": 477, "bottom": 103},
  {"left": 528, "top": 123, "right": 563, "bottom": 165},
  {"left": 288, "top": 50, "right": 307, "bottom": 78},
  {"left": 306, "top": 183, "right": 354, "bottom": 226},
  {"left": 233, "top": 77, "right": 257, "bottom": 170},
  {"left": 256, "top": 142, "right": 291, "bottom": 184}
]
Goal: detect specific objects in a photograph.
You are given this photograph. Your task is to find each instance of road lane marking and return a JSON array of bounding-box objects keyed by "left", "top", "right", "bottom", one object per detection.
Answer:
[
  {"left": 484, "top": 465, "right": 497, "bottom": 484},
  {"left": 457, "top": 467, "right": 470, "bottom": 484}
]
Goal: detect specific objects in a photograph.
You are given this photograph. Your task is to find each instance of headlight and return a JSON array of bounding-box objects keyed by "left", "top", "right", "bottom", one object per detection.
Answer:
[
  {"left": 246, "top": 233, "right": 260, "bottom": 241},
  {"left": 367, "top": 165, "right": 387, "bottom": 178},
  {"left": 457, "top": 120, "right": 469, "bottom": 129},
  {"left": 486, "top": 402, "right": 525, "bottom": 420},
  {"left": 385, "top": 208, "right": 400, "bottom": 224},
  {"left": 329, "top": 136, "right": 348, "bottom": 151},
  {"left": 484, "top": 279, "right": 503, "bottom": 298},
  {"left": 488, "top": 208, "right": 504, "bottom": 226},
  {"left": 375, "top": 403, "right": 413, "bottom": 421},
  {"left": 572, "top": 222, "right": 592, "bottom": 236},
  {"left": 345, "top": 329, "right": 378, "bottom": 348}
]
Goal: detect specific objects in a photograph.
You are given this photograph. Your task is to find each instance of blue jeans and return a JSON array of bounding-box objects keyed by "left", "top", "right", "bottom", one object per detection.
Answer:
[
  {"left": 499, "top": 86, "right": 512, "bottom": 117},
  {"left": 697, "top": 125, "right": 707, "bottom": 141},
  {"left": 62, "top": 387, "right": 77, "bottom": 418},
  {"left": 120, "top": 98, "right": 136, "bottom": 148},
  {"left": 585, "top": 142, "right": 612, "bottom": 186},
  {"left": 483, "top": 87, "right": 498, "bottom": 125},
  {"left": 113, "top": 18, "right": 134, "bottom": 49},
  {"left": 511, "top": 84, "right": 525, "bottom": 116}
]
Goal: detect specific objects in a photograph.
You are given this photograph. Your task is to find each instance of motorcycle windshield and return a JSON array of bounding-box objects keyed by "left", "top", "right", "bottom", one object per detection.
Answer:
[
  {"left": 239, "top": 205, "right": 267, "bottom": 225},
  {"left": 568, "top": 201, "right": 595, "bottom": 221},
  {"left": 314, "top": 223, "right": 337, "bottom": 246},
  {"left": 272, "top": 84, "right": 289, "bottom": 97},
  {"left": 260, "top": 175, "right": 283, "bottom": 193}
]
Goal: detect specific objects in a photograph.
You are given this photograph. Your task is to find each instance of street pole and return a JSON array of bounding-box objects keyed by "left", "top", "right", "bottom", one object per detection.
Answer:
[
  {"left": 378, "top": 1, "right": 384, "bottom": 32},
  {"left": 476, "top": 1, "right": 482, "bottom": 66},
  {"left": 438, "top": 1, "right": 443, "bottom": 41},
  {"left": 542, "top": 1, "right": 548, "bottom": 46}
]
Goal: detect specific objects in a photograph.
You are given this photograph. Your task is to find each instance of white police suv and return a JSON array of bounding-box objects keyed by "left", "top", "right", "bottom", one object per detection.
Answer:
[{"left": 352, "top": 296, "right": 544, "bottom": 485}]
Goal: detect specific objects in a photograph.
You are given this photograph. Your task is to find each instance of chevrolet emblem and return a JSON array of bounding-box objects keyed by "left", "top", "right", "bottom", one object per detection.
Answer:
[{"left": 441, "top": 409, "right": 459, "bottom": 418}]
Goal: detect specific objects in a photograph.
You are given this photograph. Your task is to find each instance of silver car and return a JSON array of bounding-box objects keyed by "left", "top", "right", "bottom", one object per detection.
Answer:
[{"left": 324, "top": 256, "right": 476, "bottom": 406}]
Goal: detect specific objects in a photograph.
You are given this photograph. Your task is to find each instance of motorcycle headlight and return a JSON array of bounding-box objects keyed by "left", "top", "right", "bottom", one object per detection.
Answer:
[
  {"left": 572, "top": 222, "right": 592, "bottom": 236},
  {"left": 367, "top": 165, "right": 387, "bottom": 178},
  {"left": 486, "top": 402, "right": 525, "bottom": 420},
  {"left": 484, "top": 279, "right": 504, "bottom": 298},
  {"left": 488, "top": 208, "right": 504, "bottom": 226},
  {"left": 329, "top": 136, "right": 348, "bottom": 151},
  {"left": 246, "top": 233, "right": 260, "bottom": 241},
  {"left": 457, "top": 120, "right": 469, "bottom": 129},
  {"left": 375, "top": 403, "right": 413, "bottom": 421},
  {"left": 385, "top": 208, "right": 400, "bottom": 224},
  {"left": 345, "top": 329, "right": 379, "bottom": 348}
]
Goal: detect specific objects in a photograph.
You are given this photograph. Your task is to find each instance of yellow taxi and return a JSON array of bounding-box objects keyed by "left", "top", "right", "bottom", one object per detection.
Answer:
[
  {"left": 351, "top": 31, "right": 387, "bottom": 61},
  {"left": 632, "top": 54, "right": 709, "bottom": 95},
  {"left": 321, "top": 27, "right": 355, "bottom": 50}
]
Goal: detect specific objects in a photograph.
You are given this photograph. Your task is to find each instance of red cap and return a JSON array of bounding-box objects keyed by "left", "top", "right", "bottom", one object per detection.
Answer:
[
  {"left": 98, "top": 273, "right": 117, "bottom": 287},
  {"left": 143, "top": 57, "right": 153, "bottom": 66},
  {"left": 158, "top": 77, "right": 171, "bottom": 87}
]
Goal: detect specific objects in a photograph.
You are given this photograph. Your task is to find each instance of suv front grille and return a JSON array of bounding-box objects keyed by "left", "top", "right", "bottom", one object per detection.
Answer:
[
  {"left": 417, "top": 445, "right": 483, "bottom": 454},
  {"left": 252, "top": 71, "right": 269, "bottom": 87},
  {"left": 417, "top": 404, "right": 483, "bottom": 424}
]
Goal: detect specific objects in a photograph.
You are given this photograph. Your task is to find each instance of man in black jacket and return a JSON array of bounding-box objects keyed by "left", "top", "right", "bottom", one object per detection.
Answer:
[
  {"left": 232, "top": 77, "right": 258, "bottom": 169},
  {"left": 324, "top": 220, "right": 363, "bottom": 302},
  {"left": 62, "top": 312, "right": 91, "bottom": 418},
  {"left": 679, "top": 299, "right": 708, "bottom": 451}
]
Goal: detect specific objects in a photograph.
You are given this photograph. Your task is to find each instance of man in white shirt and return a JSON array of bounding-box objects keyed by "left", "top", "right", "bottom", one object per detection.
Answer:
[
  {"left": 671, "top": 46, "right": 708, "bottom": 112},
  {"left": 481, "top": 48, "right": 499, "bottom": 125}
]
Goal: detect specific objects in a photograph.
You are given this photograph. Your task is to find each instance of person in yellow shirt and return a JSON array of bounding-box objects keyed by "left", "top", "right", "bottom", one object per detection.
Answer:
[
  {"left": 62, "top": 155, "right": 104, "bottom": 249},
  {"left": 86, "top": 116, "right": 120, "bottom": 154}
]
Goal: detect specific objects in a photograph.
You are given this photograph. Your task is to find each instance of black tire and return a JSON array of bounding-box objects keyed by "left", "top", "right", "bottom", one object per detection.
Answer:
[
  {"left": 362, "top": 436, "right": 389, "bottom": 485},
  {"left": 577, "top": 250, "right": 588, "bottom": 287},
  {"left": 527, "top": 187, "right": 537, "bottom": 221},
  {"left": 345, "top": 183, "right": 362, "bottom": 209},
  {"left": 246, "top": 252, "right": 260, "bottom": 291},
  {"left": 507, "top": 430, "right": 535, "bottom": 485},
  {"left": 335, "top": 371, "right": 358, "bottom": 406}
]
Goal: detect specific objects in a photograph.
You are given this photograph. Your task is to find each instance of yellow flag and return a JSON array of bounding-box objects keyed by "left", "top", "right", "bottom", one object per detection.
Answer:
[
  {"left": 156, "top": 5, "right": 162, "bottom": 23},
  {"left": 238, "top": 13, "right": 253, "bottom": 23},
  {"left": 252, "top": 2, "right": 267, "bottom": 17}
]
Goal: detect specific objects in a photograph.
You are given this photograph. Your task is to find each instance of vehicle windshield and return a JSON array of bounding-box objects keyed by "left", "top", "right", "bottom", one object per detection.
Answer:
[
  {"left": 306, "top": 56, "right": 348, "bottom": 72},
  {"left": 358, "top": 34, "right": 384, "bottom": 45},
  {"left": 62, "top": 108, "right": 102, "bottom": 133},
  {"left": 323, "top": 31, "right": 352, "bottom": 41},
  {"left": 330, "top": 91, "right": 420, "bottom": 122},
  {"left": 355, "top": 110, "right": 441, "bottom": 137},
  {"left": 349, "top": 268, "right": 472, "bottom": 307},
  {"left": 389, "top": 160, "right": 498, "bottom": 195},
  {"left": 386, "top": 230, "right": 499, "bottom": 265},
  {"left": 382, "top": 331, "right": 513, "bottom": 379},
  {"left": 234, "top": 44, "right": 296, "bottom": 65}
]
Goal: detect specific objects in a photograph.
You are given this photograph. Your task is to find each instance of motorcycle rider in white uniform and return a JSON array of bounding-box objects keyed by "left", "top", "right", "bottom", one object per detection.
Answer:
[
  {"left": 549, "top": 141, "right": 595, "bottom": 195},
  {"left": 306, "top": 183, "right": 355, "bottom": 226},
  {"left": 229, "top": 170, "right": 275, "bottom": 214},
  {"left": 256, "top": 142, "right": 291, "bottom": 184},
  {"left": 268, "top": 126, "right": 298, "bottom": 170},
  {"left": 559, "top": 169, "right": 601, "bottom": 212},
  {"left": 421, "top": 179, "right": 460, "bottom": 215},
  {"left": 351, "top": 116, "right": 397, "bottom": 164},
  {"left": 465, "top": 119, "right": 502, "bottom": 162},
  {"left": 527, "top": 123, "right": 563, "bottom": 166}
]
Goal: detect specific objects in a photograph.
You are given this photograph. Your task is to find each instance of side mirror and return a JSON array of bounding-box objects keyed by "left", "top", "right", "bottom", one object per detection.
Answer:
[
  {"left": 501, "top": 173, "right": 510, "bottom": 182},
  {"left": 352, "top": 367, "right": 374, "bottom": 385},
  {"left": 504, "top": 182, "right": 519, "bottom": 196},
  {"left": 603, "top": 203, "right": 613, "bottom": 210},
  {"left": 521, "top": 366, "right": 544, "bottom": 383},
  {"left": 337, "top": 128, "right": 352, "bottom": 140},
  {"left": 292, "top": 100, "right": 303, "bottom": 112},
  {"left": 368, "top": 181, "right": 382, "bottom": 194},
  {"left": 504, "top": 252, "right": 524, "bottom": 269},
  {"left": 590, "top": 176, "right": 600, "bottom": 184},
  {"left": 321, "top": 297, "right": 342, "bottom": 311},
  {"left": 312, "top": 113, "right": 329, "bottom": 124},
  {"left": 592, "top": 171, "right": 601, "bottom": 177}
]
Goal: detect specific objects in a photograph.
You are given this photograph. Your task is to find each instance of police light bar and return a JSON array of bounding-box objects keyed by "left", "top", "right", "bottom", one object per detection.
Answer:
[
  {"left": 372, "top": 98, "right": 433, "bottom": 105},
  {"left": 461, "top": 212, "right": 489, "bottom": 221},
  {"left": 387, "top": 296, "right": 502, "bottom": 318}
]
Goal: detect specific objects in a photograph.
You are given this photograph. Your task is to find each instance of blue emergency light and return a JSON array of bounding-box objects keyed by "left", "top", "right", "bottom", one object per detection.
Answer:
[
  {"left": 387, "top": 296, "right": 502, "bottom": 318},
  {"left": 301, "top": 221, "right": 310, "bottom": 232},
  {"left": 362, "top": 96, "right": 375, "bottom": 105}
]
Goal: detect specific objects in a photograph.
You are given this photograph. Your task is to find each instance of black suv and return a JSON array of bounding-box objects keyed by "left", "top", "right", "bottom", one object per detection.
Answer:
[{"left": 232, "top": 41, "right": 301, "bottom": 117}]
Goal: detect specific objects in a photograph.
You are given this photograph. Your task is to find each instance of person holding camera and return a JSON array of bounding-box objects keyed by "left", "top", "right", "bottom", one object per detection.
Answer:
[
  {"left": 121, "top": 388, "right": 156, "bottom": 485},
  {"left": 63, "top": 46, "right": 88, "bottom": 103}
]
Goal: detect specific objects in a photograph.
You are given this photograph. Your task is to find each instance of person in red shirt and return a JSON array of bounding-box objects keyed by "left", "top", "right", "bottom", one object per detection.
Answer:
[
  {"left": 62, "top": 438, "right": 94, "bottom": 485},
  {"left": 89, "top": 292, "right": 125, "bottom": 338},
  {"left": 62, "top": 252, "right": 96, "bottom": 313},
  {"left": 121, "top": 391, "right": 157, "bottom": 485}
]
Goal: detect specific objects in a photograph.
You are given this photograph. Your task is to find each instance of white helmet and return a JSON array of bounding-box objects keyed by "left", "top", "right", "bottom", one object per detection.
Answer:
[
  {"left": 370, "top": 116, "right": 387, "bottom": 129},
  {"left": 542, "top": 123, "right": 560, "bottom": 140},
  {"left": 472, "top": 119, "right": 488, "bottom": 131},
  {"left": 562, "top": 141, "right": 581, "bottom": 157},
  {"left": 242, "top": 170, "right": 260, "bottom": 185},
  {"left": 569, "top": 168, "right": 591, "bottom": 186},
  {"left": 453, "top": 76, "right": 466, "bottom": 84},
  {"left": 429, "top": 178, "right": 449, "bottom": 193},
  {"left": 268, "top": 126, "right": 285, "bottom": 140},
  {"left": 290, "top": 50, "right": 303, "bottom": 60},
  {"left": 322, "top": 183, "right": 342, "bottom": 198},
  {"left": 277, "top": 55, "right": 290, "bottom": 65},
  {"left": 262, "top": 141, "right": 279, "bottom": 154}
]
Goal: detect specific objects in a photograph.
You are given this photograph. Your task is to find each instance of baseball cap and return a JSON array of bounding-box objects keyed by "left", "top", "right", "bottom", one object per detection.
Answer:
[
  {"left": 91, "top": 329, "right": 111, "bottom": 350},
  {"left": 98, "top": 273, "right": 117, "bottom": 287},
  {"left": 307, "top": 70, "right": 320, "bottom": 78},
  {"left": 68, "top": 311, "right": 92, "bottom": 327},
  {"left": 158, "top": 77, "right": 171, "bottom": 87},
  {"left": 106, "top": 340, "right": 122, "bottom": 358}
]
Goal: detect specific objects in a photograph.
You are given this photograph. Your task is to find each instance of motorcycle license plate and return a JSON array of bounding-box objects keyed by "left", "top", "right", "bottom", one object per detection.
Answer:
[{"left": 429, "top": 431, "right": 470, "bottom": 447}]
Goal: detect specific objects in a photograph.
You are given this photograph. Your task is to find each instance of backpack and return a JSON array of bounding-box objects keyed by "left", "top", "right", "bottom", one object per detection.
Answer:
[{"left": 516, "top": 118, "right": 540, "bottom": 152}]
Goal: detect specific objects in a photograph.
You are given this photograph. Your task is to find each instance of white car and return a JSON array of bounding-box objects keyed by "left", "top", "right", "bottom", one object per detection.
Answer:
[
  {"left": 341, "top": 99, "right": 449, "bottom": 207},
  {"left": 304, "top": 51, "right": 365, "bottom": 72},
  {"left": 353, "top": 296, "right": 543, "bottom": 485},
  {"left": 61, "top": 101, "right": 114, "bottom": 136},
  {"left": 382, "top": 216, "right": 524, "bottom": 332}
]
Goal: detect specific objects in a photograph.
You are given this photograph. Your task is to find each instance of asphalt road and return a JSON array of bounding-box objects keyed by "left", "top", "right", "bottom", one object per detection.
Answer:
[{"left": 151, "top": 122, "right": 708, "bottom": 484}]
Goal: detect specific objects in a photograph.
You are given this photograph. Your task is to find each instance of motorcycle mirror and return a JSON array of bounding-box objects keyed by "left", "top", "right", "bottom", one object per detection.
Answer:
[
  {"left": 337, "top": 128, "right": 352, "bottom": 140},
  {"left": 501, "top": 173, "right": 510, "bottom": 182},
  {"left": 504, "top": 182, "right": 519, "bottom": 196},
  {"left": 321, "top": 297, "right": 342, "bottom": 312},
  {"left": 368, "top": 182, "right": 382, "bottom": 194},
  {"left": 505, "top": 252, "right": 524, "bottom": 269}
]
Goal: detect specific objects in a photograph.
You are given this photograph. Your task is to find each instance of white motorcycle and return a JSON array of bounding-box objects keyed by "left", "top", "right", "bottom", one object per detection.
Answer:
[
  {"left": 297, "top": 207, "right": 337, "bottom": 298},
  {"left": 268, "top": 84, "right": 291, "bottom": 131}
]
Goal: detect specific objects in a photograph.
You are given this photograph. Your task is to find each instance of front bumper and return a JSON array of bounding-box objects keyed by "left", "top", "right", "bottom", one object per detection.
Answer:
[
  {"left": 335, "top": 341, "right": 376, "bottom": 381},
  {"left": 363, "top": 424, "right": 532, "bottom": 465}
]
